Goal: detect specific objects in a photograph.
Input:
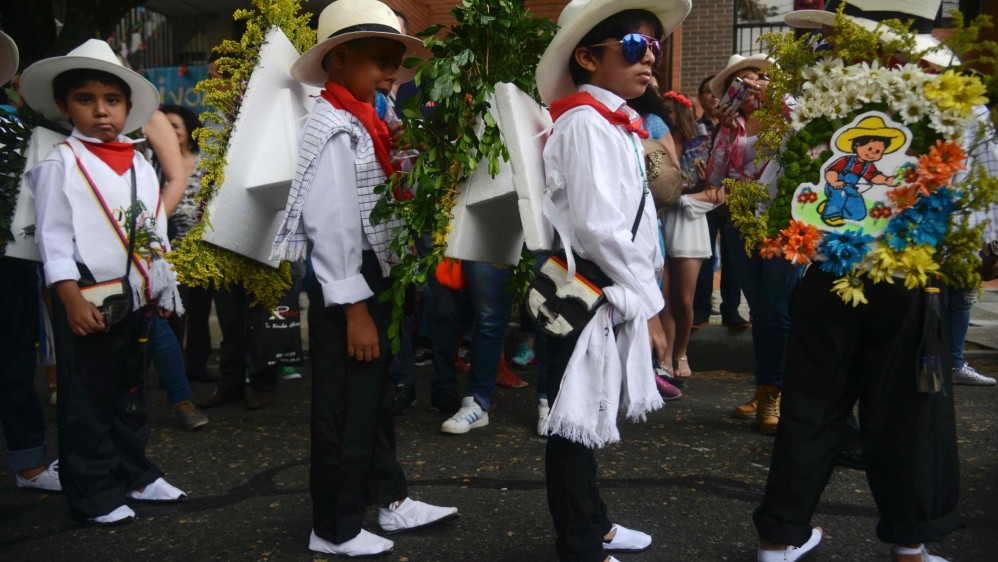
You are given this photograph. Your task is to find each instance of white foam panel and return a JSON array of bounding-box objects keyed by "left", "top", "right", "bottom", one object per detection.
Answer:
[{"left": 5, "top": 126, "right": 68, "bottom": 261}]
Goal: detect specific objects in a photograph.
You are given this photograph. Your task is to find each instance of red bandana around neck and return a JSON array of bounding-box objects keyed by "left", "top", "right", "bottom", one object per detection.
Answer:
[
  {"left": 549, "top": 92, "right": 650, "bottom": 139},
  {"left": 320, "top": 81, "right": 398, "bottom": 181},
  {"left": 81, "top": 140, "right": 135, "bottom": 175}
]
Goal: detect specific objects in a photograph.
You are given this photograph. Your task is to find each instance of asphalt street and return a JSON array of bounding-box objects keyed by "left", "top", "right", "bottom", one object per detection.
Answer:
[{"left": 1, "top": 345, "right": 995, "bottom": 561}]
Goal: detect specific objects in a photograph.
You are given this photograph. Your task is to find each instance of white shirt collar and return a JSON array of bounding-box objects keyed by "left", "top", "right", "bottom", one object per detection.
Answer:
[
  {"left": 578, "top": 84, "right": 638, "bottom": 120},
  {"left": 70, "top": 128, "right": 143, "bottom": 144}
]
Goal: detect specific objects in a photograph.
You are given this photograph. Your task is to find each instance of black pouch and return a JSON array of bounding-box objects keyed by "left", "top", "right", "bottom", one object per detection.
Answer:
[
  {"left": 526, "top": 252, "right": 612, "bottom": 338},
  {"left": 77, "top": 264, "right": 133, "bottom": 328}
]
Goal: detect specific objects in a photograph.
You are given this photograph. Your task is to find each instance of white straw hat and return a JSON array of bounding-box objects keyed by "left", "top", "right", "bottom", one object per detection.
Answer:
[
  {"left": 708, "top": 54, "right": 773, "bottom": 98},
  {"left": 535, "top": 0, "right": 692, "bottom": 106},
  {"left": 0, "top": 31, "right": 17, "bottom": 86},
  {"left": 20, "top": 39, "right": 159, "bottom": 135},
  {"left": 291, "top": 0, "right": 429, "bottom": 87},
  {"left": 783, "top": 3, "right": 958, "bottom": 68}
]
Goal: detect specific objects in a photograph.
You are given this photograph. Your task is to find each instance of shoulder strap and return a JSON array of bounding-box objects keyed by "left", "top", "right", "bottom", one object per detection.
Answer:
[{"left": 630, "top": 190, "right": 647, "bottom": 242}]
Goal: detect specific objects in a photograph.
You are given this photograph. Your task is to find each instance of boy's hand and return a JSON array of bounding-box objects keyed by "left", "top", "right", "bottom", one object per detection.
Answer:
[
  {"left": 54, "top": 280, "right": 105, "bottom": 336},
  {"left": 647, "top": 315, "right": 667, "bottom": 366},
  {"left": 344, "top": 302, "right": 380, "bottom": 362},
  {"left": 158, "top": 307, "right": 173, "bottom": 319}
]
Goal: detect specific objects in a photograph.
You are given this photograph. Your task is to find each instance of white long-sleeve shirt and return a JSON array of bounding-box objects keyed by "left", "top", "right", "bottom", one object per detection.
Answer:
[
  {"left": 543, "top": 84, "right": 664, "bottom": 320},
  {"left": 300, "top": 126, "right": 374, "bottom": 306}
]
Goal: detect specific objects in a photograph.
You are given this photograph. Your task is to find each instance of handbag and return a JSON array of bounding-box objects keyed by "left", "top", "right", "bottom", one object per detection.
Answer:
[
  {"left": 77, "top": 167, "right": 137, "bottom": 329},
  {"left": 527, "top": 190, "right": 646, "bottom": 338},
  {"left": 980, "top": 239, "right": 998, "bottom": 282}
]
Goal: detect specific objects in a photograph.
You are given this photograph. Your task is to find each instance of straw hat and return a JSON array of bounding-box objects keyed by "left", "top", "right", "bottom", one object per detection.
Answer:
[
  {"left": 291, "top": 0, "right": 429, "bottom": 87},
  {"left": 783, "top": 1, "right": 955, "bottom": 68},
  {"left": 20, "top": 39, "right": 158, "bottom": 135},
  {"left": 535, "top": 0, "right": 692, "bottom": 106},
  {"left": 708, "top": 54, "right": 773, "bottom": 98},
  {"left": 0, "top": 31, "right": 17, "bottom": 86},
  {"left": 834, "top": 115, "right": 906, "bottom": 154}
]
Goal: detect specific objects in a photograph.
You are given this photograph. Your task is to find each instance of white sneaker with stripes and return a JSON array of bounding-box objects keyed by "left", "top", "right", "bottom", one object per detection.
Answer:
[{"left": 441, "top": 396, "right": 488, "bottom": 434}]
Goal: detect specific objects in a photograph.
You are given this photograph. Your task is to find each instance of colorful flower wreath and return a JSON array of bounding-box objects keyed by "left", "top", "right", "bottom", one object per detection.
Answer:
[
  {"left": 726, "top": 13, "right": 998, "bottom": 306},
  {"left": 662, "top": 90, "right": 692, "bottom": 109}
]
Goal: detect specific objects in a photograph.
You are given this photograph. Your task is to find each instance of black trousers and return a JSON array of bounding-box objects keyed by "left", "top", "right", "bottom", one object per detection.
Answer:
[
  {"left": 308, "top": 251, "right": 407, "bottom": 543},
  {"left": 545, "top": 332, "right": 612, "bottom": 562},
  {"left": 753, "top": 268, "right": 962, "bottom": 546},
  {"left": 213, "top": 285, "right": 276, "bottom": 393},
  {"left": 0, "top": 259, "right": 45, "bottom": 471},
  {"left": 52, "top": 295, "right": 160, "bottom": 520}
]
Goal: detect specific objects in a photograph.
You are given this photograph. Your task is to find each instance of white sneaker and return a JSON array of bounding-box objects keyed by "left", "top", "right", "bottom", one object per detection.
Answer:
[
  {"left": 603, "top": 523, "right": 652, "bottom": 553},
  {"left": 377, "top": 498, "right": 458, "bottom": 533},
  {"left": 891, "top": 544, "right": 948, "bottom": 561},
  {"left": 440, "top": 396, "right": 488, "bottom": 434},
  {"left": 127, "top": 477, "right": 187, "bottom": 502},
  {"left": 758, "top": 528, "right": 822, "bottom": 562},
  {"left": 537, "top": 398, "right": 550, "bottom": 436},
  {"left": 951, "top": 363, "right": 996, "bottom": 386},
  {"left": 309, "top": 529, "right": 393, "bottom": 556},
  {"left": 15, "top": 460, "right": 62, "bottom": 492},
  {"left": 87, "top": 504, "right": 135, "bottom": 526}
]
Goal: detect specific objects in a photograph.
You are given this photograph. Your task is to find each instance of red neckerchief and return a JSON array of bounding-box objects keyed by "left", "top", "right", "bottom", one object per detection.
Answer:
[
  {"left": 321, "top": 81, "right": 398, "bottom": 180},
  {"left": 80, "top": 140, "right": 135, "bottom": 175},
  {"left": 549, "top": 92, "right": 649, "bottom": 139}
]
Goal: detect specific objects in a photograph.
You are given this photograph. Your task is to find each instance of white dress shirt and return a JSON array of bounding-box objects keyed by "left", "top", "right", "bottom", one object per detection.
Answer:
[
  {"left": 300, "top": 126, "right": 374, "bottom": 307},
  {"left": 543, "top": 84, "right": 665, "bottom": 320}
]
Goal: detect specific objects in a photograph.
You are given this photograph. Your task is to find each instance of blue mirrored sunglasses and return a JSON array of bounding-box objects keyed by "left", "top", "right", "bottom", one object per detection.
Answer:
[{"left": 591, "top": 33, "right": 662, "bottom": 66}]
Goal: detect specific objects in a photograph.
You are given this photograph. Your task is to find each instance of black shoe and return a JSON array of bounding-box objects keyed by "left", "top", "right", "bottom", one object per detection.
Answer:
[
  {"left": 722, "top": 314, "right": 751, "bottom": 329},
  {"left": 430, "top": 390, "right": 462, "bottom": 414},
  {"left": 834, "top": 448, "right": 865, "bottom": 470},
  {"left": 197, "top": 387, "right": 243, "bottom": 409},
  {"left": 392, "top": 384, "right": 417, "bottom": 415},
  {"left": 246, "top": 390, "right": 275, "bottom": 410},
  {"left": 413, "top": 347, "right": 433, "bottom": 367}
]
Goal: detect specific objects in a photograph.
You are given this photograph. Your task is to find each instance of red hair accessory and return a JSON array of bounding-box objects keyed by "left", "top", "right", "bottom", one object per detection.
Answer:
[{"left": 662, "top": 91, "right": 692, "bottom": 109}]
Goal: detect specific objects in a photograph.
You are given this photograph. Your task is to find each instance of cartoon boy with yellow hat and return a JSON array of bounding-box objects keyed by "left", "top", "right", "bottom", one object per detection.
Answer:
[{"left": 819, "top": 115, "right": 904, "bottom": 226}]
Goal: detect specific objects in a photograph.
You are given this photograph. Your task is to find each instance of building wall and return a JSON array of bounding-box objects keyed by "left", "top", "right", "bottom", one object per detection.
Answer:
[{"left": 677, "top": 0, "right": 734, "bottom": 98}]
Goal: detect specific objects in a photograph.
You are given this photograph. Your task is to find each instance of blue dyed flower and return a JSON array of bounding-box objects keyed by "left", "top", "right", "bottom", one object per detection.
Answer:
[{"left": 818, "top": 228, "right": 874, "bottom": 276}]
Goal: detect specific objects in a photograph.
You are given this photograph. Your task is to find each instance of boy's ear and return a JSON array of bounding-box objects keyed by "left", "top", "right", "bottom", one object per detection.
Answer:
[
  {"left": 325, "top": 44, "right": 351, "bottom": 72},
  {"left": 574, "top": 46, "right": 599, "bottom": 73}
]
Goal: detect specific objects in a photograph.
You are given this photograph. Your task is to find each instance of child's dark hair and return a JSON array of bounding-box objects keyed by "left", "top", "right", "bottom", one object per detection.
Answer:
[
  {"left": 627, "top": 85, "right": 669, "bottom": 126},
  {"left": 851, "top": 135, "right": 890, "bottom": 151},
  {"left": 159, "top": 104, "right": 200, "bottom": 153},
  {"left": 698, "top": 75, "right": 714, "bottom": 96},
  {"left": 569, "top": 10, "right": 665, "bottom": 86},
  {"left": 53, "top": 68, "right": 131, "bottom": 103}
]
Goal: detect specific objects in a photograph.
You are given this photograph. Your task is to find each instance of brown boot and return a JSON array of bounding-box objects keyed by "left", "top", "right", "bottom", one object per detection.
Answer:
[
  {"left": 756, "top": 385, "right": 781, "bottom": 435},
  {"left": 732, "top": 386, "right": 761, "bottom": 419}
]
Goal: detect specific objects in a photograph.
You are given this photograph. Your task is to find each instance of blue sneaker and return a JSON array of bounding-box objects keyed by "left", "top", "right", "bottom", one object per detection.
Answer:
[{"left": 511, "top": 343, "right": 536, "bottom": 367}]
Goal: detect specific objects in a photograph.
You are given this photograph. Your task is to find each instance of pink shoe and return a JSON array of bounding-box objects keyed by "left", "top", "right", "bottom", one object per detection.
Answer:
[{"left": 655, "top": 374, "right": 682, "bottom": 400}]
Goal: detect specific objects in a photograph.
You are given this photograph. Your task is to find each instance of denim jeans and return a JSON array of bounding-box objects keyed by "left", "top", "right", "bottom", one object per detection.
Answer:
[
  {"left": 723, "top": 225, "right": 797, "bottom": 388},
  {"left": 0, "top": 259, "right": 46, "bottom": 472},
  {"left": 152, "top": 316, "right": 192, "bottom": 405},
  {"left": 946, "top": 286, "right": 976, "bottom": 368},
  {"left": 693, "top": 204, "right": 743, "bottom": 323},
  {"left": 429, "top": 261, "right": 513, "bottom": 410}
]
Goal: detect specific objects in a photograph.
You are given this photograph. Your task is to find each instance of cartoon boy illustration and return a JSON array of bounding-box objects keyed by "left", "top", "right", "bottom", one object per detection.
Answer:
[{"left": 819, "top": 115, "right": 903, "bottom": 227}]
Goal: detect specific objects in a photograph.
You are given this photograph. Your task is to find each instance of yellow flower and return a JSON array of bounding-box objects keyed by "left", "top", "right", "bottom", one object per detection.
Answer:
[
  {"left": 832, "top": 271, "right": 868, "bottom": 307},
  {"left": 897, "top": 245, "right": 940, "bottom": 290},
  {"left": 866, "top": 244, "right": 897, "bottom": 284},
  {"left": 924, "top": 70, "right": 988, "bottom": 118}
]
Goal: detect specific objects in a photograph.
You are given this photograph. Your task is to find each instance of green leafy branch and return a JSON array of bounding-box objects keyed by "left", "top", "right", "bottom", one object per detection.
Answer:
[{"left": 370, "top": 0, "right": 554, "bottom": 352}]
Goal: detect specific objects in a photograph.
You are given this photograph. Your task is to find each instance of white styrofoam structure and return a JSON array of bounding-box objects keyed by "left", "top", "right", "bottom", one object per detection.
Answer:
[
  {"left": 444, "top": 82, "right": 553, "bottom": 265},
  {"left": 201, "top": 26, "right": 319, "bottom": 266},
  {"left": 5, "top": 126, "right": 68, "bottom": 261}
]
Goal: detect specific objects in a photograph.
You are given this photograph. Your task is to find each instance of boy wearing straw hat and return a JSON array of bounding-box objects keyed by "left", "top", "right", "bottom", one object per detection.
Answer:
[
  {"left": 21, "top": 38, "right": 186, "bottom": 525},
  {"left": 534, "top": 1, "right": 691, "bottom": 560},
  {"left": 271, "top": 0, "right": 456, "bottom": 556}
]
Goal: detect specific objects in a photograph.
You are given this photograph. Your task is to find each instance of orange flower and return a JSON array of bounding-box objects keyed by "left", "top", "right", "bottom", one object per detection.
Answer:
[
  {"left": 888, "top": 184, "right": 920, "bottom": 210},
  {"left": 915, "top": 176, "right": 942, "bottom": 197},
  {"left": 759, "top": 238, "right": 781, "bottom": 259},
  {"left": 778, "top": 220, "right": 820, "bottom": 264},
  {"left": 917, "top": 140, "right": 967, "bottom": 186}
]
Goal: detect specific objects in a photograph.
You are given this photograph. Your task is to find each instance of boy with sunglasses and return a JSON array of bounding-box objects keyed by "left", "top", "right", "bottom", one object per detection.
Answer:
[{"left": 534, "top": 1, "right": 691, "bottom": 561}]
